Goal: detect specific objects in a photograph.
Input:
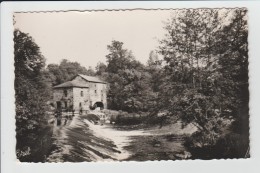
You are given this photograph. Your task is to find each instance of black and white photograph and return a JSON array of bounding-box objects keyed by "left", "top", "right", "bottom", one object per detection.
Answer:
[{"left": 12, "top": 7, "right": 250, "bottom": 162}]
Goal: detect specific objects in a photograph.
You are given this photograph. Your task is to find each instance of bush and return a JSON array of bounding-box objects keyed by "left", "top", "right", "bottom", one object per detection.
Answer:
[
  {"left": 184, "top": 131, "right": 249, "bottom": 159},
  {"left": 113, "top": 111, "right": 148, "bottom": 125},
  {"left": 16, "top": 123, "right": 54, "bottom": 162}
]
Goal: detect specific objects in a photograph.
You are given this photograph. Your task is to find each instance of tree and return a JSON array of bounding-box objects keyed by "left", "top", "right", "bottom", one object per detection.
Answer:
[
  {"left": 105, "top": 40, "right": 154, "bottom": 112},
  {"left": 158, "top": 8, "right": 249, "bottom": 158},
  {"left": 214, "top": 9, "right": 249, "bottom": 157},
  {"left": 46, "top": 59, "right": 95, "bottom": 86},
  {"left": 146, "top": 51, "right": 163, "bottom": 92},
  {"left": 147, "top": 51, "right": 159, "bottom": 67},
  {"left": 14, "top": 29, "right": 52, "bottom": 161},
  {"left": 95, "top": 62, "right": 107, "bottom": 76},
  {"left": 106, "top": 40, "right": 134, "bottom": 74}
]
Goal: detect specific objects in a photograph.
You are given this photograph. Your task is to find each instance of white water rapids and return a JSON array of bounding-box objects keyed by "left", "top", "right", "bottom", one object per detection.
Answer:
[{"left": 83, "top": 120, "right": 150, "bottom": 160}]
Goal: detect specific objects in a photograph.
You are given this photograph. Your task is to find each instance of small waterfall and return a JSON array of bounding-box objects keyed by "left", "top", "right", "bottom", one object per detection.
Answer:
[{"left": 47, "top": 113, "right": 149, "bottom": 162}]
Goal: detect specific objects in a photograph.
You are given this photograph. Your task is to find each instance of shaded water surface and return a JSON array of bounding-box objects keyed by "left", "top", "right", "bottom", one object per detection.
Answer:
[{"left": 47, "top": 114, "right": 148, "bottom": 162}]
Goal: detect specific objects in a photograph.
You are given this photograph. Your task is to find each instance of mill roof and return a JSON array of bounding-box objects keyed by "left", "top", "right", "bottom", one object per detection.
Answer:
[
  {"left": 53, "top": 74, "right": 107, "bottom": 89},
  {"left": 53, "top": 80, "right": 89, "bottom": 89},
  {"left": 78, "top": 74, "right": 107, "bottom": 84}
]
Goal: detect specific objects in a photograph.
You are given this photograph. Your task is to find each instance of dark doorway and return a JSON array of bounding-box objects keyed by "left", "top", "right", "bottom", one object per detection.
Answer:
[
  {"left": 79, "top": 102, "right": 82, "bottom": 114},
  {"left": 94, "top": 102, "right": 104, "bottom": 110}
]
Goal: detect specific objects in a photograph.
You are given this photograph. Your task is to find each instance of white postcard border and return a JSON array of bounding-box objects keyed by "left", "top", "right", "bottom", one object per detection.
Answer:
[{"left": 1, "top": 1, "right": 260, "bottom": 173}]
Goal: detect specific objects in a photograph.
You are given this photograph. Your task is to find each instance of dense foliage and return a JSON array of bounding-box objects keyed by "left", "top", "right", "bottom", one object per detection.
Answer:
[
  {"left": 157, "top": 8, "right": 249, "bottom": 158},
  {"left": 100, "top": 41, "right": 156, "bottom": 112},
  {"left": 46, "top": 59, "right": 95, "bottom": 86},
  {"left": 14, "top": 29, "right": 53, "bottom": 161}
]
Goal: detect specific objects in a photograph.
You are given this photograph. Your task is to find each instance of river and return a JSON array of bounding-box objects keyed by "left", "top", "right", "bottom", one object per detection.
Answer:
[{"left": 47, "top": 114, "right": 150, "bottom": 162}]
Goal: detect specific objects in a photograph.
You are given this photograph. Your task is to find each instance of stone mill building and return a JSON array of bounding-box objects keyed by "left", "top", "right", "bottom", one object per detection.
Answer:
[{"left": 53, "top": 74, "right": 107, "bottom": 113}]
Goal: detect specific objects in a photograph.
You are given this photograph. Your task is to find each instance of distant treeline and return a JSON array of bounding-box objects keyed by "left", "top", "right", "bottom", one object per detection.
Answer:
[{"left": 14, "top": 8, "right": 249, "bottom": 161}]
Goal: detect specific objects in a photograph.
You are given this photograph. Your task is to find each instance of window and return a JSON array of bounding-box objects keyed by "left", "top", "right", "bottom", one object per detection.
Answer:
[
  {"left": 64, "top": 90, "right": 67, "bottom": 97},
  {"left": 56, "top": 101, "right": 61, "bottom": 109},
  {"left": 81, "top": 91, "right": 83, "bottom": 97},
  {"left": 64, "top": 101, "right": 67, "bottom": 108},
  {"left": 95, "top": 90, "right": 97, "bottom": 94}
]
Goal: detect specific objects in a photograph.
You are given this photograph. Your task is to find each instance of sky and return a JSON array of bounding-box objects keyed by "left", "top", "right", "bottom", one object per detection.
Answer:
[{"left": 14, "top": 10, "right": 173, "bottom": 69}]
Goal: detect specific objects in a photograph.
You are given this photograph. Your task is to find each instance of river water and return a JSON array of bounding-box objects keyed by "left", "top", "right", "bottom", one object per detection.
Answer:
[
  {"left": 46, "top": 111, "right": 197, "bottom": 162},
  {"left": 47, "top": 114, "right": 149, "bottom": 162},
  {"left": 83, "top": 119, "right": 151, "bottom": 160}
]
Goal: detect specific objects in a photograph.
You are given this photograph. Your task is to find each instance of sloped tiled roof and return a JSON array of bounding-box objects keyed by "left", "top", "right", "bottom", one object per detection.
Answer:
[
  {"left": 78, "top": 74, "right": 107, "bottom": 84},
  {"left": 53, "top": 80, "right": 89, "bottom": 89}
]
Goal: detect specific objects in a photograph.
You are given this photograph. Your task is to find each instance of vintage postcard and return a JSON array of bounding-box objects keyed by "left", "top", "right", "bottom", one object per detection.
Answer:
[
  {"left": 13, "top": 7, "right": 250, "bottom": 162},
  {"left": 2, "top": 1, "right": 260, "bottom": 173}
]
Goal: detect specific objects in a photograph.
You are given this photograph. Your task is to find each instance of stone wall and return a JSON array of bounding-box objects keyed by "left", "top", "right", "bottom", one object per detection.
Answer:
[
  {"left": 53, "top": 88, "right": 73, "bottom": 109},
  {"left": 73, "top": 87, "right": 90, "bottom": 112},
  {"left": 74, "top": 75, "right": 107, "bottom": 109},
  {"left": 88, "top": 82, "right": 107, "bottom": 109}
]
